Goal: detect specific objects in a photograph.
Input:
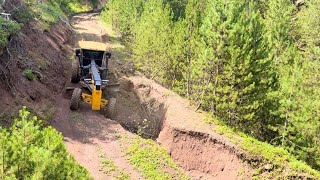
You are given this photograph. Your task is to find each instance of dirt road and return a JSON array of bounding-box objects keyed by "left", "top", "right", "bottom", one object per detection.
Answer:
[{"left": 52, "top": 13, "right": 144, "bottom": 179}]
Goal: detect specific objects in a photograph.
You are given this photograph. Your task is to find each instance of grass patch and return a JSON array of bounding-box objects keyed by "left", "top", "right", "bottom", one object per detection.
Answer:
[
  {"left": 23, "top": 0, "right": 95, "bottom": 30},
  {"left": 207, "top": 117, "right": 320, "bottom": 179},
  {"left": 33, "top": 2, "right": 64, "bottom": 25},
  {"left": 98, "top": 147, "right": 130, "bottom": 180},
  {"left": 99, "top": 15, "right": 118, "bottom": 38},
  {"left": 67, "top": 2, "right": 92, "bottom": 13},
  {"left": 23, "top": 69, "right": 34, "bottom": 81},
  {"left": 125, "top": 137, "right": 188, "bottom": 180}
]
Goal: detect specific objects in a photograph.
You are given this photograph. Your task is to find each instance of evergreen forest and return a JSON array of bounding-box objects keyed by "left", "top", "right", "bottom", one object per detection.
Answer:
[{"left": 102, "top": 0, "right": 320, "bottom": 171}]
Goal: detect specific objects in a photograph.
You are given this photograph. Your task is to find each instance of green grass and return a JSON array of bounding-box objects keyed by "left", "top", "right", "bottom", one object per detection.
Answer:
[
  {"left": 125, "top": 137, "right": 188, "bottom": 180},
  {"left": 99, "top": 159, "right": 129, "bottom": 179},
  {"left": 207, "top": 117, "right": 320, "bottom": 179},
  {"left": 33, "top": 3, "right": 64, "bottom": 25},
  {"left": 67, "top": 2, "right": 92, "bottom": 13},
  {"left": 98, "top": 147, "right": 130, "bottom": 180},
  {"left": 25, "top": 0, "right": 95, "bottom": 30}
]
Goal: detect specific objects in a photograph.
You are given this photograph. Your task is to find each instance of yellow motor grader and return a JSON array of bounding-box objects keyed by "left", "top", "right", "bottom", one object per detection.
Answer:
[{"left": 69, "top": 41, "right": 118, "bottom": 118}]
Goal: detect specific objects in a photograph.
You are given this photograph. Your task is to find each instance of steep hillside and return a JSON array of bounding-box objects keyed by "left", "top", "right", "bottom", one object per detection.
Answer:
[{"left": 0, "top": 0, "right": 101, "bottom": 124}]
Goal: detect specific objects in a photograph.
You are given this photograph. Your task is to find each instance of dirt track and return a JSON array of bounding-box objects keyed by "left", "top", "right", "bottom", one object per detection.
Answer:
[
  {"left": 52, "top": 13, "right": 144, "bottom": 179},
  {"left": 52, "top": 13, "right": 252, "bottom": 179}
]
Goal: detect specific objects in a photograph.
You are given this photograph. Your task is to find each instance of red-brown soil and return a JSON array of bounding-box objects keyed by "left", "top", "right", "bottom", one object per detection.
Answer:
[
  {"left": 0, "top": 17, "right": 73, "bottom": 125},
  {"left": 126, "top": 75, "right": 253, "bottom": 179}
]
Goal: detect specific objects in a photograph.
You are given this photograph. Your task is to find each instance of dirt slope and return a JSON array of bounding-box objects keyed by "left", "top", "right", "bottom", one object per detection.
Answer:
[
  {"left": 123, "top": 76, "right": 253, "bottom": 179},
  {"left": 0, "top": 19, "right": 73, "bottom": 126}
]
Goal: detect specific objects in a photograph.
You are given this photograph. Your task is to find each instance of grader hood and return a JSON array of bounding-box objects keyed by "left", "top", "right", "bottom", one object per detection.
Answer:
[{"left": 78, "top": 41, "right": 108, "bottom": 51}]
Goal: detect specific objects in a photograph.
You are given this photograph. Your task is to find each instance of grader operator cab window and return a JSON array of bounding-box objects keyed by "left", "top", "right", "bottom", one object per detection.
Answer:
[{"left": 83, "top": 50, "right": 104, "bottom": 67}]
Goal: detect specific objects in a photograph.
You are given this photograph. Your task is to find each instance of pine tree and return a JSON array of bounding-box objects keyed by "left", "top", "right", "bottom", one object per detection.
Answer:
[
  {"left": 289, "top": 0, "right": 320, "bottom": 169},
  {"left": 167, "top": 19, "right": 187, "bottom": 93},
  {"left": 163, "top": 0, "right": 188, "bottom": 21},
  {"left": 265, "top": 0, "right": 320, "bottom": 169},
  {"left": 182, "top": 0, "right": 206, "bottom": 98},
  {"left": 104, "top": 0, "right": 145, "bottom": 41},
  {"left": 196, "top": 0, "right": 226, "bottom": 111},
  {"left": 0, "top": 107, "right": 90, "bottom": 179},
  {"left": 215, "top": 1, "right": 276, "bottom": 135},
  {"left": 132, "top": 0, "right": 173, "bottom": 85}
]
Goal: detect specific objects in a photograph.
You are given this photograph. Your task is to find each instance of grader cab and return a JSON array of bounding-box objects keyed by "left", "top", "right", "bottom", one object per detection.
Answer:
[{"left": 69, "top": 41, "right": 118, "bottom": 118}]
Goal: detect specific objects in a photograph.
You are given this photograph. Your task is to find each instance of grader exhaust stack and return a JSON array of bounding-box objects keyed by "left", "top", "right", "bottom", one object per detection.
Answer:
[{"left": 69, "top": 41, "right": 119, "bottom": 118}]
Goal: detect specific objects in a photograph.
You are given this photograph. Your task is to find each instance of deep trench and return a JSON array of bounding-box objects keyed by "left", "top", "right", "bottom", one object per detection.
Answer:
[
  {"left": 112, "top": 77, "right": 165, "bottom": 139},
  {"left": 109, "top": 74, "right": 252, "bottom": 179}
]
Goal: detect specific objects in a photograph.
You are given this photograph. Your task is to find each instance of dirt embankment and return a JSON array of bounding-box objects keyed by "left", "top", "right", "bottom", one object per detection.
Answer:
[
  {"left": 115, "top": 75, "right": 253, "bottom": 179},
  {"left": 0, "top": 16, "right": 73, "bottom": 125}
]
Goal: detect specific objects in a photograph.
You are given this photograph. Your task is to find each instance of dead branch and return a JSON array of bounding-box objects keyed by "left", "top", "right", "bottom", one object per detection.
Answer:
[{"left": 59, "top": 16, "right": 75, "bottom": 31}]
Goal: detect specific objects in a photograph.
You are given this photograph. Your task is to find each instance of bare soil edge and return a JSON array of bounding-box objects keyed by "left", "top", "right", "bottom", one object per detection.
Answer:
[{"left": 119, "top": 75, "right": 253, "bottom": 179}]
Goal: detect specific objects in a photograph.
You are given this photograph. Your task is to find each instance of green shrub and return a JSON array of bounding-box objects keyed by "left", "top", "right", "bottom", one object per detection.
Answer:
[
  {"left": 12, "top": 5, "right": 34, "bottom": 24},
  {"left": 33, "top": 2, "right": 64, "bottom": 25},
  {"left": 0, "top": 106, "right": 91, "bottom": 179},
  {"left": 67, "top": 2, "right": 92, "bottom": 13},
  {"left": 0, "top": 17, "right": 21, "bottom": 49},
  {"left": 23, "top": 69, "right": 34, "bottom": 81}
]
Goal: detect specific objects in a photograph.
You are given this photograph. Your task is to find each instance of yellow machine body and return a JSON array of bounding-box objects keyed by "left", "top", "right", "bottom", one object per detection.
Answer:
[
  {"left": 81, "top": 78, "right": 108, "bottom": 110},
  {"left": 82, "top": 91, "right": 108, "bottom": 110},
  {"left": 71, "top": 41, "right": 115, "bottom": 112},
  {"left": 79, "top": 41, "right": 108, "bottom": 51},
  {"left": 92, "top": 87, "right": 102, "bottom": 110}
]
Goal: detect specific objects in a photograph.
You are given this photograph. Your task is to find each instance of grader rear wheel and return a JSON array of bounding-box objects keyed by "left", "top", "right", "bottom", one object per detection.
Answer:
[
  {"left": 106, "top": 98, "right": 117, "bottom": 119},
  {"left": 70, "top": 88, "right": 82, "bottom": 110}
]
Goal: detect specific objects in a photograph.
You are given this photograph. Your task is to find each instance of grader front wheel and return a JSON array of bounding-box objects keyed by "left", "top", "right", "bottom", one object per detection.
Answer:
[
  {"left": 70, "top": 88, "right": 82, "bottom": 110},
  {"left": 71, "top": 58, "right": 80, "bottom": 83}
]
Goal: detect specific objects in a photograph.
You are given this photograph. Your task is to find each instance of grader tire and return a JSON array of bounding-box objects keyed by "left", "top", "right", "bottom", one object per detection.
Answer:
[
  {"left": 70, "top": 88, "right": 82, "bottom": 110},
  {"left": 101, "top": 70, "right": 107, "bottom": 81},
  {"left": 71, "top": 58, "right": 80, "bottom": 83},
  {"left": 106, "top": 98, "right": 117, "bottom": 119}
]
